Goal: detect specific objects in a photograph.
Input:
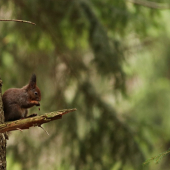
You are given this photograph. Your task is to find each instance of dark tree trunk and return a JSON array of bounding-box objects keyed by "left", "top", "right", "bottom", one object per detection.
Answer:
[{"left": 0, "top": 79, "right": 7, "bottom": 170}]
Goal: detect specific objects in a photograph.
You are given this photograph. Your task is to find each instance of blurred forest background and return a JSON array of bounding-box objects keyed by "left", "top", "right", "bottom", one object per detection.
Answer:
[{"left": 0, "top": 0, "right": 170, "bottom": 170}]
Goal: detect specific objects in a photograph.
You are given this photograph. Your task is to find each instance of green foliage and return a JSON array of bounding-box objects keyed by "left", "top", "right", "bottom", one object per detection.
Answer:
[
  {"left": 0, "top": 0, "right": 170, "bottom": 170},
  {"left": 144, "top": 148, "right": 170, "bottom": 165}
]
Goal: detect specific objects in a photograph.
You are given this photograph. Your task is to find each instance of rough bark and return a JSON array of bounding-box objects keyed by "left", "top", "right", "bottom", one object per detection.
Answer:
[
  {"left": 0, "top": 108, "right": 76, "bottom": 133},
  {"left": 0, "top": 79, "right": 7, "bottom": 170}
]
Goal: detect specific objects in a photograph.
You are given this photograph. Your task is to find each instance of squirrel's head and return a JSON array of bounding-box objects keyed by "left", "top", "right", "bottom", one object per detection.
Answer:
[{"left": 26, "top": 74, "right": 41, "bottom": 102}]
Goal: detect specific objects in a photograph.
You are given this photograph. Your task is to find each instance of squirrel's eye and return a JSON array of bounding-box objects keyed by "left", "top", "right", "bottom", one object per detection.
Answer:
[{"left": 34, "top": 92, "right": 38, "bottom": 95}]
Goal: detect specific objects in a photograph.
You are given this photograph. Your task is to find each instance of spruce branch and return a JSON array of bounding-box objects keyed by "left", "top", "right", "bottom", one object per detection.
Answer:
[
  {"left": 0, "top": 19, "right": 36, "bottom": 25},
  {"left": 143, "top": 148, "right": 170, "bottom": 165},
  {"left": 0, "top": 108, "right": 76, "bottom": 133}
]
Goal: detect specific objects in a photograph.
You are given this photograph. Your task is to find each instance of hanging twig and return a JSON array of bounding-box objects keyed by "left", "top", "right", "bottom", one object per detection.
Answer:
[
  {"left": 38, "top": 125, "right": 50, "bottom": 136},
  {"left": 0, "top": 19, "right": 36, "bottom": 25}
]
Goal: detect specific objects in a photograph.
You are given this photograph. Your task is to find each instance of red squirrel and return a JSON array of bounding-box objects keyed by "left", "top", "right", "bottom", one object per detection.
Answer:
[{"left": 2, "top": 74, "right": 41, "bottom": 121}]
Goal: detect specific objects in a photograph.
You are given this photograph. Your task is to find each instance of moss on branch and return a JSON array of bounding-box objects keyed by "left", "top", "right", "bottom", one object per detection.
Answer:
[{"left": 0, "top": 108, "right": 77, "bottom": 133}]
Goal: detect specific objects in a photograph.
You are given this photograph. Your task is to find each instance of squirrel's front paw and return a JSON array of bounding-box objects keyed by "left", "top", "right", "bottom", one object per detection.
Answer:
[
  {"left": 36, "top": 102, "right": 40, "bottom": 106},
  {"left": 30, "top": 100, "right": 40, "bottom": 106}
]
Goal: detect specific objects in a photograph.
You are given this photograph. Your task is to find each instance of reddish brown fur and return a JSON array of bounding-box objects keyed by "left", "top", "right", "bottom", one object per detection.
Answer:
[{"left": 2, "top": 74, "right": 41, "bottom": 121}]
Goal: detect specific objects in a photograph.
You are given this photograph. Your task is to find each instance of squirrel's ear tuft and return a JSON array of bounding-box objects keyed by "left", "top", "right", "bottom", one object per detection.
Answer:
[
  {"left": 31, "top": 74, "right": 36, "bottom": 83},
  {"left": 27, "top": 74, "right": 36, "bottom": 89}
]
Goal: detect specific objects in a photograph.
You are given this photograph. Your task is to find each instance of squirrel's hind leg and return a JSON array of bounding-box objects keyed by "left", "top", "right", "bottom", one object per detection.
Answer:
[
  {"left": 6, "top": 105, "right": 25, "bottom": 121},
  {"left": 24, "top": 109, "right": 37, "bottom": 118}
]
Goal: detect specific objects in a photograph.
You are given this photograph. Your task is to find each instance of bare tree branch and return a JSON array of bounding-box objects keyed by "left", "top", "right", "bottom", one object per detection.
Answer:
[
  {"left": 127, "top": 0, "right": 170, "bottom": 9},
  {"left": 0, "top": 19, "right": 36, "bottom": 25},
  {"left": 0, "top": 108, "right": 77, "bottom": 133}
]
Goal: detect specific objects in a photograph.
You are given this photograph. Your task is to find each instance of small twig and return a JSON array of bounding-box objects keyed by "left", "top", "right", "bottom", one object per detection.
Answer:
[
  {"left": 38, "top": 125, "right": 49, "bottom": 136},
  {"left": 16, "top": 128, "right": 23, "bottom": 132},
  {"left": 0, "top": 19, "right": 36, "bottom": 25},
  {"left": 127, "top": 0, "right": 170, "bottom": 9}
]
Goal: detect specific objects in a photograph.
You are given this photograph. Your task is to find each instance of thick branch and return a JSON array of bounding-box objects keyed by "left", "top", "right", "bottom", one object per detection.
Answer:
[
  {"left": 127, "top": 0, "right": 170, "bottom": 9},
  {"left": 0, "top": 108, "right": 76, "bottom": 133}
]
